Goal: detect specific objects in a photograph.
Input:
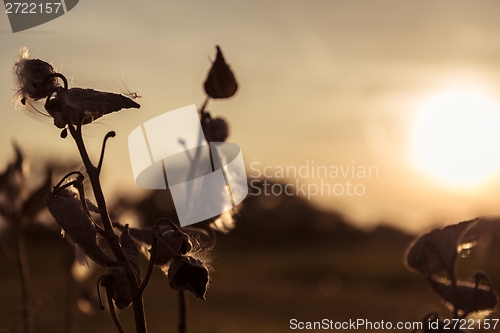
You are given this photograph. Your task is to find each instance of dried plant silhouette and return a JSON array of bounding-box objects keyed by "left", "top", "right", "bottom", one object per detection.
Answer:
[
  {"left": 4, "top": 45, "right": 240, "bottom": 333},
  {"left": 0, "top": 144, "right": 51, "bottom": 333},
  {"left": 405, "top": 219, "right": 499, "bottom": 332}
]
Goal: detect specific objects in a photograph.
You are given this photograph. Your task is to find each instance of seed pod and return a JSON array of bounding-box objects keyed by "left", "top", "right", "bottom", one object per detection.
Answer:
[
  {"left": 204, "top": 46, "right": 238, "bottom": 99},
  {"left": 168, "top": 256, "right": 209, "bottom": 300},
  {"left": 45, "top": 189, "right": 115, "bottom": 267},
  {"left": 45, "top": 87, "right": 140, "bottom": 128},
  {"left": 14, "top": 53, "right": 58, "bottom": 101},
  {"left": 205, "top": 117, "right": 229, "bottom": 142},
  {"left": 152, "top": 230, "right": 191, "bottom": 266},
  {"left": 120, "top": 225, "right": 141, "bottom": 283}
]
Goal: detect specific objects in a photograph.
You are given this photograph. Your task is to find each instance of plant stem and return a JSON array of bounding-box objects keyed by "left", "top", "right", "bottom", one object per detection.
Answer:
[
  {"left": 16, "top": 223, "right": 32, "bottom": 333},
  {"left": 67, "top": 123, "right": 147, "bottom": 333},
  {"left": 178, "top": 291, "right": 187, "bottom": 333}
]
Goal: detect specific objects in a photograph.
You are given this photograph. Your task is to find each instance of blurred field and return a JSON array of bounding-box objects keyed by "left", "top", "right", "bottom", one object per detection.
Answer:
[{"left": 1, "top": 186, "right": 500, "bottom": 333}]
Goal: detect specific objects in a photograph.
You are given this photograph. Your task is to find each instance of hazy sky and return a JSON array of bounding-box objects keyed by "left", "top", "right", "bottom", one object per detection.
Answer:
[{"left": 3, "top": 0, "right": 500, "bottom": 233}]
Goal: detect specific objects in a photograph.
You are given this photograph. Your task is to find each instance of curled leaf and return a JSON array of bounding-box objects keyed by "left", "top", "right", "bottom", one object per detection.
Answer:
[
  {"left": 204, "top": 46, "right": 238, "bottom": 99},
  {"left": 427, "top": 273, "right": 498, "bottom": 314},
  {"left": 405, "top": 219, "right": 478, "bottom": 275},
  {"left": 45, "top": 188, "right": 115, "bottom": 267},
  {"left": 168, "top": 256, "right": 209, "bottom": 300}
]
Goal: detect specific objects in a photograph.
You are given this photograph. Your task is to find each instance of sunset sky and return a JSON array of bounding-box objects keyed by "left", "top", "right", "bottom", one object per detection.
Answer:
[{"left": 3, "top": 0, "right": 500, "bottom": 233}]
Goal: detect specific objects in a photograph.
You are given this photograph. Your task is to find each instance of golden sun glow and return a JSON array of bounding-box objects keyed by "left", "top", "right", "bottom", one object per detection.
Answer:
[{"left": 411, "top": 91, "right": 500, "bottom": 187}]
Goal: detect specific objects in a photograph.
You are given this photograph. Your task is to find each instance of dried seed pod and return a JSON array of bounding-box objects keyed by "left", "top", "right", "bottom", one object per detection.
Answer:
[
  {"left": 204, "top": 46, "right": 238, "bottom": 99},
  {"left": 405, "top": 219, "right": 478, "bottom": 275},
  {"left": 152, "top": 230, "right": 191, "bottom": 266},
  {"left": 45, "top": 188, "right": 115, "bottom": 267},
  {"left": 427, "top": 274, "right": 498, "bottom": 314},
  {"left": 120, "top": 225, "right": 141, "bottom": 283},
  {"left": 168, "top": 256, "right": 209, "bottom": 300},
  {"left": 205, "top": 117, "right": 229, "bottom": 142},
  {"left": 14, "top": 50, "right": 58, "bottom": 101},
  {"left": 45, "top": 87, "right": 140, "bottom": 128}
]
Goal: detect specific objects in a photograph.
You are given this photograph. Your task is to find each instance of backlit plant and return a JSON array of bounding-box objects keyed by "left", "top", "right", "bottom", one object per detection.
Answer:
[{"left": 9, "top": 45, "right": 239, "bottom": 333}]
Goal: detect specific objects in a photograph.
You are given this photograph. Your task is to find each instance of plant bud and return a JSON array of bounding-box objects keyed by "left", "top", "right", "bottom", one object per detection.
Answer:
[
  {"left": 205, "top": 117, "right": 229, "bottom": 142},
  {"left": 204, "top": 46, "right": 238, "bottom": 99},
  {"left": 45, "top": 189, "right": 115, "bottom": 267},
  {"left": 151, "top": 230, "right": 192, "bottom": 266},
  {"left": 168, "top": 256, "right": 209, "bottom": 300}
]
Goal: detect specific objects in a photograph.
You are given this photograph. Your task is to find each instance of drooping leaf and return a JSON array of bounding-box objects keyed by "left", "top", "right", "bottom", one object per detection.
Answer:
[
  {"left": 45, "top": 188, "right": 115, "bottom": 267},
  {"left": 204, "top": 46, "right": 238, "bottom": 99},
  {"left": 427, "top": 273, "right": 498, "bottom": 314},
  {"left": 104, "top": 268, "right": 133, "bottom": 310},
  {"left": 168, "top": 256, "right": 209, "bottom": 300},
  {"left": 405, "top": 219, "right": 478, "bottom": 275}
]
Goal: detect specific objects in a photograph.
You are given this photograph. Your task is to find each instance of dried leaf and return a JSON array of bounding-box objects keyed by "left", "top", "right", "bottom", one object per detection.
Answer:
[
  {"left": 204, "top": 46, "right": 238, "bottom": 99},
  {"left": 405, "top": 219, "right": 478, "bottom": 275},
  {"left": 168, "top": 256, "right": 209, "bottom": 300},
  {"left": 427, "top": 274, "right": 498, "bottom": 314},
  {"left": 105, "top": 268, "right": 133, "bottom": 310},
  {"left": 45, "top": 189, "right": 115, "bottom": 267}
]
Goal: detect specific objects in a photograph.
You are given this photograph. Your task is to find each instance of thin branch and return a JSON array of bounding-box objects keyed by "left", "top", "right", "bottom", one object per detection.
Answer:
[
  {"left": 104, "top": 283, "right": 126, "bottom": 333},
  {"left": 53, "top": 171, "right": 85, "bottom": 190},
  {"left": 199, "top": 97, "right": 209, "bottom": 116},
  {"left": 97, "top": 131, "right": 116, "bottom": 175},
  {"left": 136, "top": 234, "right": 158, "bottom": 296}
]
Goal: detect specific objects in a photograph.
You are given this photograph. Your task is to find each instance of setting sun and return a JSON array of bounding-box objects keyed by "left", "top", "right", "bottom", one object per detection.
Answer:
[{"left": 411, "top": 90, "right": 500, "bottom": 187}]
